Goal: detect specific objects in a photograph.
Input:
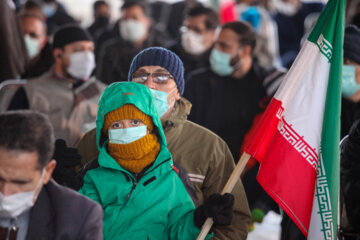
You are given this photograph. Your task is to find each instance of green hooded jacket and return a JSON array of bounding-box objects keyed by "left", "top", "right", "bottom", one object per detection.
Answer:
[{"left": 79, "top": 82, "right": 210, "bottom": 240}]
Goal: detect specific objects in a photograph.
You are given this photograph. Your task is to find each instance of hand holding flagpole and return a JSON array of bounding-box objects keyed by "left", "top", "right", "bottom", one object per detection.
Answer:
[{"left": 196, "top": 152, "right": 251, "bottom": 240}]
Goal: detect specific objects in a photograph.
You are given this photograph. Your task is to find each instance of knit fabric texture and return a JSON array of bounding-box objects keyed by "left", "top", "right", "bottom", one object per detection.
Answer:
[
  {"left": 128, "top": 47, "right": 185, "bottom": 95},
  {"left": 108, "top": 133, "right": 160, "bottom": 173},
  {"left": 103, "top": 104, "right": 154, "bottom": 133},
  {"left": 344, "top": 25, "right": 360, "bottom": 65},
  {"left": 53, "top": 24, "right": 93, "bottom": 49},
  {"left": 104, "top": 104, "right": 159, "bottom": 173}
]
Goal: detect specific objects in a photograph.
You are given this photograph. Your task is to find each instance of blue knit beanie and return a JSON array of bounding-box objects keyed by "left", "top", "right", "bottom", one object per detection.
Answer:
[
  {"left": 344, "top": 25, "right": 360, "bottom": 65},
  {"left": 128, "top": 47, "right": 185, "bottom": 95}
]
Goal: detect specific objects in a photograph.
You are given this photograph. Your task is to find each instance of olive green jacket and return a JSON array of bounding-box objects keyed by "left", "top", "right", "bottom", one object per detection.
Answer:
[
  {"left": 77, "top": 97, "right": 251, "bottom": 239},
  {"left": 79, "top": 82, "right": 209, "bottom": 239}
]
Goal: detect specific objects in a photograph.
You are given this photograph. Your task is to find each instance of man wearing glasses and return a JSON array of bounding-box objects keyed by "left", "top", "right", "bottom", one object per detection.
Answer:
[
  {"left": 169, "top": 4, "right": 219, "bottom": 77},
  {"left": 75, "top": 47, "right": 251, "bottom": 239}
]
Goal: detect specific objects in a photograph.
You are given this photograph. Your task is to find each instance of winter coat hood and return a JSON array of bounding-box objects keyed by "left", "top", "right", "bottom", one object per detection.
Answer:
[{"left": 96, "top": 82, "right": 170, "bottom": 171}]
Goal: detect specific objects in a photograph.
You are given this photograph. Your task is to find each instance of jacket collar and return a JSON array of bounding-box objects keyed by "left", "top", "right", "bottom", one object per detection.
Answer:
[
  {"left": 162, "top": 97, "right": 192, "bottom": 128},
  {"left": 26, "top": 182, "right": 55, "bottom": 240}
]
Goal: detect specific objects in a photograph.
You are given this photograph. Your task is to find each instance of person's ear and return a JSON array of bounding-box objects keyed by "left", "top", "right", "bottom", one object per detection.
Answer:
[
  {"left": 175, "top": 88, "right": 181, "bottom": 100},
  {"left": 43, "top": 160, "right": 56, "bottom": 184},
  {"left": 145, "top": 16, "right": 152, "bottom": 29},
  {"left": 241, "top": 45, "right": 252, "bottom": 58},
  {"left": 53, "top": 48, "right": 62, "bottom": 60}
]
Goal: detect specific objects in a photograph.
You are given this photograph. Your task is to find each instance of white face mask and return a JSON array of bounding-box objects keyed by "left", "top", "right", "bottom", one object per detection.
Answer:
[
  {"left": 275, "top": 1, "right": 299, "bottom": 16},
  {"left": 67, "top": 51, "right": 95, "bottom": 80},
  {"left": 24, "top": 35, "right": 41, "bottom": 59},
  {"left": 108, "top": 125, "right": 148, "bottom": 144},
  {"left": 181, "top": 30, "right": 207, "bottom": 55},
  {"left": 120, "top": 19, "right": 147, "bottom": 43},
  {"left": 0, "top": 170, "right": 44, "bottom": 219}
]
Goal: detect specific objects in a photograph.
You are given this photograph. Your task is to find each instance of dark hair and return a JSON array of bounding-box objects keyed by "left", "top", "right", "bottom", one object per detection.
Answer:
[
  {"left": 121, "top": 0, "right": 151, "bottom": 17},
  {"left": 222, "top": 21, "right": 256, "bottom": 50},
  {"left": 93, "top": 0, "right": 109, "bottom": 11},
  {"left": 0, "top": 111, "right": 55, "bottom": 169},
  {"left": 18, "top": 12, "right": 47, "bottom": 30},
  {"left": 185, "top": 4, "right": 219, "bottom": 30},
  {"left": 23, "top": 0, "right": 41, "bottom": 10}
]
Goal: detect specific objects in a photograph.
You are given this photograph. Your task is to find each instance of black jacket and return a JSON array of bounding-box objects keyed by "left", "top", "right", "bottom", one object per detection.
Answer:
[
  {"left": 46, "top": 3, "right": 76, "bottom": 35},
  {"left": 21, "top": 42, "right": 53, "bottom": 79},
  {"left": 96, "top": 26, "right": 168, "bottom": 84},
  {"left": 340, "top": 120, "right": 360, "bottom": 233},
  {"left": 341, "top": 97, "right": 360, "bottom": 138},
  {"left": 184, "top": 63, "right": 268, "bottom": 161},
  {"left": 26, "top": 180, "right": 103, "bottom": 240},
  {"left": 169, "top": 41, "right": 211, "bottom": 79}
]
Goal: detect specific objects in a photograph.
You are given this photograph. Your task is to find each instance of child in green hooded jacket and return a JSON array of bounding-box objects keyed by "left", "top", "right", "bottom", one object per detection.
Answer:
[{"left": 79, "top": 81, "right": 233, "bottom": 239}]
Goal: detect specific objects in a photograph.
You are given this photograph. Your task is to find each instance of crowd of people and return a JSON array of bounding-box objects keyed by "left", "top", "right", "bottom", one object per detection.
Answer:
[{"left": 1, "top": 0, "right": 360, "bottom": 239}]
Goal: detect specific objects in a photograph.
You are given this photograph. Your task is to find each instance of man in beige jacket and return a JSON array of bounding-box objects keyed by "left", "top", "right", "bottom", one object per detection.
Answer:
[
  {"left": 77, "top": 47, "right": 251, "bottom": 239},
  {"left": 8, "top": 25, "right": 106, "bottom": 146}
]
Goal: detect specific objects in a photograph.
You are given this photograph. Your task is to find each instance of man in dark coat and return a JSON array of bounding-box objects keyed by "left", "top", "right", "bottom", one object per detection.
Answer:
[
  {"left": 169, "top": 4, "right": 218, "bottom": 77},
  {"left": 39, "top": 0, "right": 76, "bottom": 35},
  {"left": 341, "top": 25, "right": 360, "bottom": 138},
  {"left": 340, "top": 120, "right": 360, "bottom": 240},
  {"left": 96, "top": 0, "right": 168, "bottom": 84},
  {"left": 19, "top": 12, "right": 53, "bottom": 79},
  {"left": 0, "top": 110, "right": 102, "bottom": 240},
  {"left": 184, "top": 21, "right": 269, "bottom": 162}
]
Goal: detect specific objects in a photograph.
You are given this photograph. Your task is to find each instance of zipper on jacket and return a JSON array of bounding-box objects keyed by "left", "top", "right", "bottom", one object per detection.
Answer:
[
  {"left": 127, "top": 181, "right": 137, "bottom": 200},
  {"left": 125, "top": 158, "right": 171, "bottom": 200}
]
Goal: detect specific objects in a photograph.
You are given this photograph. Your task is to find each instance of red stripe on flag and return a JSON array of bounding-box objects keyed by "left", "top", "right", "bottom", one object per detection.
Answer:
[
  {"left": 244, "top": 98, "right": 283, "bottom": 161},
  {"left": 256, "top": 128, "right": 317, "bottom": 236},
  {"left": 244, "top": 97, "right": 318, "bottom": 236}
]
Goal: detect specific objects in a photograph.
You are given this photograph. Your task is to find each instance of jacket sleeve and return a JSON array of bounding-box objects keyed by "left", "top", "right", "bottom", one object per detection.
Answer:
[
  {"left": 166, "top": 186, "right": 213, "bottom": 240},
  {"left": 77, "top": 128, "right": 99, "bottom": 167},
  {"left": 79, "top": 172, "right": 101, "bottom": 205},
  {"left": 203, "top": 140, "right": 251, "bottom": 240},
  {"left": 76, "top": 199, "right": 103, "bottom": 240},
  {"left": 340, "top": 121, "right": 360, "bottom": 230}
]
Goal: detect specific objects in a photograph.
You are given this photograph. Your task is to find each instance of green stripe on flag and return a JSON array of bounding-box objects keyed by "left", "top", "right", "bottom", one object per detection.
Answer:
[{"left": 309, "top": 0, "right": 345, "bottom": 238}]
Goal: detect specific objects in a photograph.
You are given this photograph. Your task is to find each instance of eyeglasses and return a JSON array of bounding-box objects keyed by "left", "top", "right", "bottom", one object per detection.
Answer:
[
  {"left": 132, "top": 72, "right": 174, "bottom": 84},
  {"left": 180, "top": 26, "right": 208, "bottom": 35}
]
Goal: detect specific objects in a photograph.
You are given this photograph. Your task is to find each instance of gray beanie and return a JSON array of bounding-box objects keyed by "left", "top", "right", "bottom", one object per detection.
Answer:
[
  {"left": 128, "top": 47, "right": 185, "bottom": 95},
  {"left": 344, "top": 25, "right": 360, "bottom": 65}
]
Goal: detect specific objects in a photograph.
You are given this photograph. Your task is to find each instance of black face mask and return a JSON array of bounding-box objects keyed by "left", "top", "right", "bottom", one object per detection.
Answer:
[{"left": 95, "top": 15, "right": 110, "bottom": 25}]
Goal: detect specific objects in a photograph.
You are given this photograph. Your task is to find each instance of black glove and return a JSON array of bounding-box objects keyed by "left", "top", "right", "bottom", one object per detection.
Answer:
[
  {"left": 194, "top": 193, "right": 234, "bottom": 229},
  {"left": 52, "top": 139, "right": 82, "bottom": 189}
]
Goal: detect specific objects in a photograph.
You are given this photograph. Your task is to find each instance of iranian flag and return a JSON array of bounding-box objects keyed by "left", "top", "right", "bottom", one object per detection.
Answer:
[{"left": 243, "top": 0, "right": 345, "bottom": 238}]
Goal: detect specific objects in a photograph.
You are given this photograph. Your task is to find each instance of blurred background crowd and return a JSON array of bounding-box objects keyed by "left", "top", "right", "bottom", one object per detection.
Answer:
[{"left": 1, "top": 0, "right": 360, "bottom": 239}]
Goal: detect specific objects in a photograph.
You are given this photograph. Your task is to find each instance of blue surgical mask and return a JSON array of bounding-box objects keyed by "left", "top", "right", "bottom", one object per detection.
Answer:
[
  {"left": 342, "top": 65, "right": 360, "bottom": 97},
  {"left": 108, "top": 126, "right": 147, "bottom": 144},
  {"left": 41, "top": 4, "right": 56, "bottom": 18},
  {"left": 150, "top": 89, "right": 169, "bottom": 118},
  {"left": 210, "top": 48, "right": 235, "bottom": 76}
]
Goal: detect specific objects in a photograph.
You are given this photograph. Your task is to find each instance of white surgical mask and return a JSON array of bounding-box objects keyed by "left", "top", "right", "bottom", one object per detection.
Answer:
[
  {"left": 24, "top": 35, "right": 41, "bottom": 59},
  {"left": 275, "top": 1, "right": 299, "bottom": 16},
  {"left": 108, "top": 126, "right": 147, "bottom": 144},
  {"left": 67, "top": 51, "right": 95, "bottom": 80},
  {"left": 0, "top": 170, "right": 44, "bottom": 219},
  {"left": 181, "top": 30, "right": 207, "bottom": 55},
  {"left": 120, "top": 19, "right": 147, "bottom": 43}
]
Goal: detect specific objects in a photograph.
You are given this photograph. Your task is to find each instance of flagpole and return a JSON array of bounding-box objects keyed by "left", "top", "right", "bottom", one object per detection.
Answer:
[{"left": 196, "top": 152, "right": 251, "bottom": 240}]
